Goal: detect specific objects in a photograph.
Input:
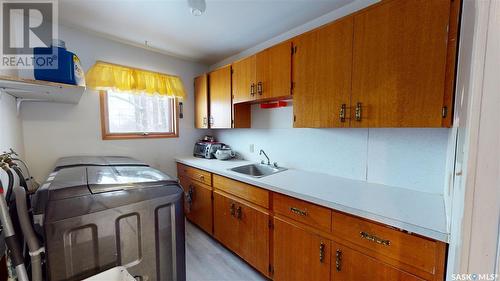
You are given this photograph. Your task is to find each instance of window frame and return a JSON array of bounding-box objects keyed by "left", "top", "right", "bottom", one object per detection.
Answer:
[{"left": 99, "top": 90, "right": 179, "bottom": 140}]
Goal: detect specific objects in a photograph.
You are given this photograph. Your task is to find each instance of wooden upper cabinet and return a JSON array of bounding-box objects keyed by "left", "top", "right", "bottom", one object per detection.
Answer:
[
  {"left": 208, "top": 66, "right": 232, "bottom": 128},
  {"left": 332, "top": 242, "right": 425, "bottom": 281},
  {"left": 292, "top": 16, "right": 354, "bottom": 128},
  {"left": 273, "top": 217, "right": 331, "bottom": 281},
  {"left": 194, "top": 74, "right": 208, "bottom": 129},
  {"left": 351, "top": 0, "right": 453, "bottom": 127},
  {"left": 232, "top": 55, "right": 256, "bottom": 103},
  {"left": 255, "top": 41, "right": 292, "bottom": 100}
]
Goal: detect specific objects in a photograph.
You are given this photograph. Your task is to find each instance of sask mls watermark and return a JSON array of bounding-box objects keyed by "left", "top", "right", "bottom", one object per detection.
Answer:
[
  {"left": 1, "top": 0, "right": 58, "bottom": 69},
  {"left": 451, "top": 273, "right": 499, "bottom": 281}
]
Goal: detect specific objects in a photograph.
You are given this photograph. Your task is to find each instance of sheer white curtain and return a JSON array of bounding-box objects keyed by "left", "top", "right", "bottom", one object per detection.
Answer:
[{"left": 107, "top": 90, "right": 174, "bottom": 133}]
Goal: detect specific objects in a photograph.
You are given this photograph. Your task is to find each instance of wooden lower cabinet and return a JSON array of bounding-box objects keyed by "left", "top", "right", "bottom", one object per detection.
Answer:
[
  {"left": 178, "top": 164, "right": 447, "bottom": 281},
  {"left": 213, "top": 191, "right": 270, "bottom": 276},
  {"left": 332, "top": 242, "right": 425, "bottom": 281},
  {"left": 273, "top": 217, "right": 331, "bottom": 281},
  {"left": 179, "top": 176, "right": 213, "bottom": 234}
]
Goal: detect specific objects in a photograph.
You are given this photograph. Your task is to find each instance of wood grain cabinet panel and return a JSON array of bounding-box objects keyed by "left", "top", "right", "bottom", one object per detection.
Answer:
[
  {"left": 351, "top": 0, "right": 453, "bottom": 127},
  {"left": 213, "top": 175, "right": 269, "bottom": 208},
  {"left": 255, "top": 41, "right": 292, "bottom": 100},
  {"left": 332, "top": 241, "right": 425, "bottom": 281},
  {"left": 179, "top": 175, "right": 213, "bottom": 234},
  {"left": 177, "top": 163, "right": 212, "bottom": 186},
  {"left": 332, "top": 211, "right": 446, "bottom": 276},
  {"left": 208, "top": 66, "right": 232, "bottom": 128},
  {"left": 232, "top": 56, "right": 256, "bottom": 104},
  {"left": 194, "top": 74, "right": 209, "bottom": 129},
  {"left": 292, "top": 16, "right": 354, "bottom": 128},
  {"left": 273, "top": 217, "right": 331, "bottom": 281},
  {"left": 213, "top": 191, "right": 269, "bottom": 276},
  {"left": 273, "top": 193, "right": 331, "bottom": 232}
]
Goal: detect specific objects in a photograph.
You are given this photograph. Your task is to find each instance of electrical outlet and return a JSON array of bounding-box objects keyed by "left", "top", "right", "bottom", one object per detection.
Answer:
[{"left": 249, "top": 144, "right": 254, "bottom": 153}]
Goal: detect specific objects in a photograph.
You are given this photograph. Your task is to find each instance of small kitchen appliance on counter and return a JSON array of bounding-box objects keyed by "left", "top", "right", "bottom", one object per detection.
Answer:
[
  {"left": 193, "top": 136, "right": 224, "bottom": 159},
  {"left": 214, "top": 145, "right": 236, "bottom": 160}
]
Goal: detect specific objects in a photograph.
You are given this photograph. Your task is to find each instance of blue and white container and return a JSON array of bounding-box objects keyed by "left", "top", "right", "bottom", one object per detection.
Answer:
[{"left": 34, "top": 39, "right": 85, "bottom": 86}]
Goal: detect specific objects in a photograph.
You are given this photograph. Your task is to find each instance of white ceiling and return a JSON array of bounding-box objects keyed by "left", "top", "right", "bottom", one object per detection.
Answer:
[{"left": 59, "top": 0, "right": 354, "bottom": 64}]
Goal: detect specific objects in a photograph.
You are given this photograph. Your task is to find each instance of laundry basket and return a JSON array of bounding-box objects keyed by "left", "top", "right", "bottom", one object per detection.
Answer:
[{"left": 83, "top": 267, "right": 136, "bottom": 281}]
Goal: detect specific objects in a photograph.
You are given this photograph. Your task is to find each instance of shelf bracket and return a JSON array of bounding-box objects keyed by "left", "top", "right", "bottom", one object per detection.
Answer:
[{"left": 16, "top": 98, "right": 46, "bottom": 116}]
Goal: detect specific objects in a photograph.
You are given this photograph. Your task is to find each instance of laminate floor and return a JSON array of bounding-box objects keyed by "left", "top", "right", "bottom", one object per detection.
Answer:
[{"left": 186, "top": 221, "right": 267, "bottom": 281}]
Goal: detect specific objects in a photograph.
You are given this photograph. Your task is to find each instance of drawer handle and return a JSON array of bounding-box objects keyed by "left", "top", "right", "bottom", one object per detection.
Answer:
[
  {"left": 198, "top": 175, "right": 205, "bottom": 181},
  {"left": 236, "top": 206, "right": 242, "bottom": 220},
  {"left": 360, "top": 231, "right": 391, "bottom": 246},
  {"left": 290, "top": 207, "right": 308, "bottom": 216},
  {"left": 319, "top": 242, "right": 325, "bottom": 263},
  {"left": 230, "top": 203, "right": 236, "bottom": 217},
  {"left": 335, "top": 249, "right": 342, "bottom": 271}
]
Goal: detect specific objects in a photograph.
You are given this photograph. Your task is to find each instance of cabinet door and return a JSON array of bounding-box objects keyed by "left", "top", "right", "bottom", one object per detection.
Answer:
[
  {"left": 273, "top": 217, "right": 330, "bottom": 281},
  {"left": 234, "top": 197, "right": 269, "bottom": 275},
  {"left": 179, "top": 176, "right": 213, "bottom": 234},
  {"left": 293, "top": 16, "right": 353, "bottom": 128},
  {"left": 255, "top": 41, "right": 292, "bottom": 100},
  {"left": 332, "top": 242, "right": 425, "bottom": 281},
  {"left": 351, "top": 0, "right": 452, "bottom": 127},
  {"left": 213, "top": 191, "right": 270, "bottom": 276},
  {"left": 208, "top": 66, "right": 232, "bottom": 128},
  {"left": 194, "top": 74, "right": 209, "bottom": 129},
  {"left": 232, "top": 56, "right": 256, "bottom": 103},
  {"left": 213, "top": 191, "right": 240, "bottom": 252}
]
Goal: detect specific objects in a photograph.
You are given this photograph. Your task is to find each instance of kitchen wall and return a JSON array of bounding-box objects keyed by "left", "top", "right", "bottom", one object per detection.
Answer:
[
  {"left": 21, "top": 25, "right": 208, "bottom": 181},
  {"left": 214, "top": 104, "right": 449, "bottom": 194}
]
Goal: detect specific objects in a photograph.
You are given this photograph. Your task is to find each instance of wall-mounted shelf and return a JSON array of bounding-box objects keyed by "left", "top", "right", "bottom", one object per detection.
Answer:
[{"left": 0, "top": 75, "right": 85, "bottom": 112}]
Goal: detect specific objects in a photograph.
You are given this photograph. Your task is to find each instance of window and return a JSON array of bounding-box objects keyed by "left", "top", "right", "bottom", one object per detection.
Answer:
[{"left": 100, "top": 90, "right": 178, "bottom": 140}]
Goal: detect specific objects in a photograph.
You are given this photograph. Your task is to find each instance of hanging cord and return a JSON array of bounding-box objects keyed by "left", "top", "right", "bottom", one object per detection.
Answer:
[{"left": 0, "top": 164, "right": 29, "bottom": 281}]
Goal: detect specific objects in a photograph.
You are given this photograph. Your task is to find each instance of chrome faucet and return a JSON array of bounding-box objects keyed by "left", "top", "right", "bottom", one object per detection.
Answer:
[{"left": 259, "top": 149, "right": 270, "bottom": 165}]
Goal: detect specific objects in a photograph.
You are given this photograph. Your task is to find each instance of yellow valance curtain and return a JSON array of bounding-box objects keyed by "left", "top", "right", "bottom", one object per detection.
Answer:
[{"left": 86, "top": 61, "right": 186, "bottom": 100}]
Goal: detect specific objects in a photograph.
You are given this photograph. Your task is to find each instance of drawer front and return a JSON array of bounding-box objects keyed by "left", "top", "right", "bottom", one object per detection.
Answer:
[
  {"left": 332, "top": 212, "right": 444, "bottom": 275},
  {"left": 177, "top": 163, "right": 212, "bottom": 186},
  {"left": 213, "top": 175, "right": 269, "bottom": 208},
  {"left": 179, "top": 176, "right": 213, "bottom": 234},
  {"left": 273, "top": 193, "right": 331, "bottom": 232}
]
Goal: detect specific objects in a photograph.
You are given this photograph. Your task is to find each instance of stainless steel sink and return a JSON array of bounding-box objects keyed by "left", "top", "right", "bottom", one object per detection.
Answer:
[{"left": 229, "top": 163, "right": 287, "bottom": 178}]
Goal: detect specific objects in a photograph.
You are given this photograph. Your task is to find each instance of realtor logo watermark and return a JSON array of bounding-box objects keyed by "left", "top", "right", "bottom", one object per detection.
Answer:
[{"left": 0, "top": 0, "right": 58, "bottom": 69}]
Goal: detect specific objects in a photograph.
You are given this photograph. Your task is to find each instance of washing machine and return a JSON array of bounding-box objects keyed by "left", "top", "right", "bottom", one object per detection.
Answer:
[{"left": 33, "top": 157, "right": 185, "bottom": 281}]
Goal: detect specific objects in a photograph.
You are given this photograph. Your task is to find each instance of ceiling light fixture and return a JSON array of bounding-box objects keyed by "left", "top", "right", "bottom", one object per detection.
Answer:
[{"left": 188, "top": 0, "right": 206, "bottom": 16}]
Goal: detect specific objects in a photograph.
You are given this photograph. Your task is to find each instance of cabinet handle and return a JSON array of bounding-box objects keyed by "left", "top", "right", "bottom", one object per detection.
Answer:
[
  {"left": 339, "top": 104, "right": 346, "bottom": 123},
  {"left": 209, "top": 116, "right": 214, "bottom": 126},
  {"left": 185, "top": 185, "right": 195, "bottom": 213},
  {"left": 202, "top": 117, "right": 207, "bottom": 126},
  {"left": 236, "top": 206, "right": 242, "bottom": 219},
  {"left": 360, "top": 231, "right": 391, "bottom": 246},
  {"left": 257, "top": 82, "right": 263, "bottom": 95},
  {"left": 355, "top": 102, "right": 362, "bottom": 121},
  {"left": 230, "top": 203, "right": 236, "bottom": 217},
  {"left": 290, "top": 207, "right": 308, "bottom": 216},
  {"left": 319, "top": 242, "right": 325, "bottom": 263},
  {"left": 335, "top": 249, "right": 342, "bottom": 272},
  {"left": 250, "top": 83, "right": 255, "bottom": 96}
]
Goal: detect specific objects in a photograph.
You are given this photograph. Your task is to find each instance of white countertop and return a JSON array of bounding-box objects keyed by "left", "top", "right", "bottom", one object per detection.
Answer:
[{"left": 176, "top": 157, "right": 449, "bottom": 242}]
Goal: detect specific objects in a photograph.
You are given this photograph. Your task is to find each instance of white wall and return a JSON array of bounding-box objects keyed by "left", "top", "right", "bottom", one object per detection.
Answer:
[
  {"left": 21, "top": 25, "right": 208, "bottom": 181},
  {"left": 214, "top": 104, "right": 449, "bottom": 194},
  {"left": 0, "top": 91, "right": 25, "bottom": 189}
]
